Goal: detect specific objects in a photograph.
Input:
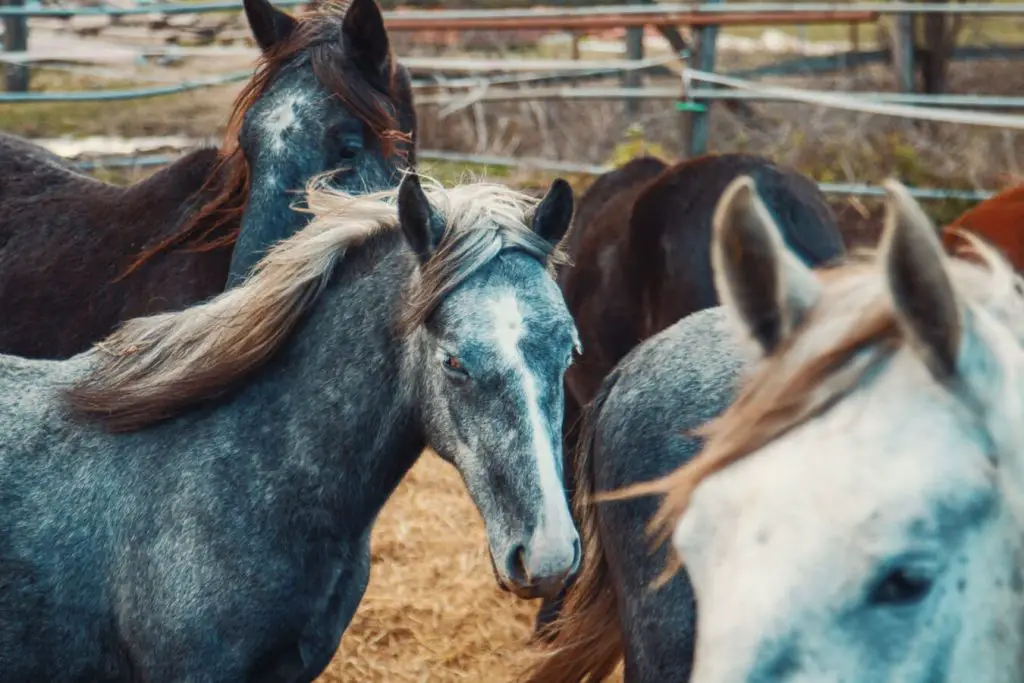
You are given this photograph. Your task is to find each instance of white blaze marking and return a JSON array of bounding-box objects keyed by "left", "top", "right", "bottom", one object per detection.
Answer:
[
  {"left": 263, "top": 95, "right": 303, "bottom": 154},
  {"left": 488, "top": 293, "right": 576, "bottom": 575}
]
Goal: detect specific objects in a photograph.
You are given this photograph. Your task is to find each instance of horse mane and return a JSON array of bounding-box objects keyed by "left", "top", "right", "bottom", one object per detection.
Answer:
[
  {"left": 120, "top": 0, "right": 413, "bottom": 277},
  {"left": 613, "top": 235, "right": 1019, "bottom": 576},
  {"left": 66, "top": 176, "right": 557, "bottom": 433}
]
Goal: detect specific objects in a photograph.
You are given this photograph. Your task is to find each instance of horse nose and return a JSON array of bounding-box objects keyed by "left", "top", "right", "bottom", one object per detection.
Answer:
[{"left": 505, "top": 532, "right": 581, "bottom": 598}]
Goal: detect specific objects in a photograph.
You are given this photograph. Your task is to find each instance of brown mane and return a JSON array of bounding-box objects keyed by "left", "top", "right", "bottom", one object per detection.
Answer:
[{"left": 120, "top": 0, "right": 413, "bottom": 278}]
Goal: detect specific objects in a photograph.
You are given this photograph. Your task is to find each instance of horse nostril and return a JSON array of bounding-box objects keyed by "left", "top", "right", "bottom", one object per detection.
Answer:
[{"left": 507, "top": 543, "right": 529, "bottom": 585}]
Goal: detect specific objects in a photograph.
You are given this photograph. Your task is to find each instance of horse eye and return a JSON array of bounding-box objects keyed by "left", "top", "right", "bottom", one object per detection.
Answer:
[
  {"left": 338, "top": 144, "right": 360, "bottom": 162},
  {"left": 442, "top": 353, "right": 468, "bottom": 378},
  {"left": 868, "top": 567, "right": 934, "bottom": 607}
]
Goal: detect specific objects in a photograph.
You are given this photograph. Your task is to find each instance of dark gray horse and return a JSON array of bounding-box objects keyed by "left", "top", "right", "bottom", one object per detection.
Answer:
[
  {"left": 0, "top": 0, "right": 417, "bottom": 360},
  {"left": 525, "top": 178, "right": 803, "bottom": 682},
  {"left": 0, "top": 174, "right": 580, "bottom": 682}
]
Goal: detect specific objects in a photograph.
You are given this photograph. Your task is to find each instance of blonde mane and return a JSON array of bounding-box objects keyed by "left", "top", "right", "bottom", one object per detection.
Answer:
[
  {"left": 616, "top": 235, "right": 1021, "bottom": 576},
  {"left": 66, "top": 175, "right": 555, "bottom": 433}
]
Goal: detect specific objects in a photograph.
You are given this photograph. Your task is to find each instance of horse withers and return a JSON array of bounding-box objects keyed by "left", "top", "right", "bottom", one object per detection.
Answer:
[
  {"left": 0, "top": 0, "right": 416, "bottom": 360},
  {"left": 0, "top": 174, "right": 580, "bottom": 681}
]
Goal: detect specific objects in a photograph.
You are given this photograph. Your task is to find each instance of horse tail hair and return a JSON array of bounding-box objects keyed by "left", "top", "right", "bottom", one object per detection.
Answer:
[{"left": 523, "top": 367, "right": 625, "bottom": 683}]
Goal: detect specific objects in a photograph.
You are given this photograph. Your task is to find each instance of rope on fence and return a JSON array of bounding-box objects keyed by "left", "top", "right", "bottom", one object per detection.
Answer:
[
  {"left": 415, "top": 84, "right": 1024, "bottom": 110},
  {"left": 684, "top": 69, "right": 1024, "bottom": 130},
  {"left": 0, "top": 56, "right": 678, "bottom": 103},
  {"left": 0, "top": 70, "right": 251, "bottom": 102}
]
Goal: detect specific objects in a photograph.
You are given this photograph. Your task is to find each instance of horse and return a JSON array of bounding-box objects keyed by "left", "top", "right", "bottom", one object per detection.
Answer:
[
  {"left": 0, "top": 0, "right": 416, "bottom": 361},
  {"left": 536, "top": 153, "right": 847, "bottom": 634},
  {"left": 944, "top": 182, "right": 1024, "bottom": 270},
  {"left": 525, "top": 176, "right": 1024, "bottom": 682},
  {"left": 655, "top": 176, "right": 1024, "bottom": 682},
  {"left": 0, "top": 173, "right": 581, "bottom": 682}
]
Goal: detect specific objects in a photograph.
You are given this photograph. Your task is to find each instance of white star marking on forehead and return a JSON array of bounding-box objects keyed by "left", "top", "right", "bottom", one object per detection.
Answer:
[
  {"left": 262, "top": 94, "right": 305, "bottom": 154},
  {"left": 489, "top": 292, "right": 525, "bottom": 361}
]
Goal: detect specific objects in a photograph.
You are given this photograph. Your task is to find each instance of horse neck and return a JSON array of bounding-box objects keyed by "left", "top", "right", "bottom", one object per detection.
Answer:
[
  {"left": 121, "top": 148, "right": 224, "bottom": 225},
  {"left": 213, "top": 231, "right": 427, "bottom": 531},
  {"left": 226, "top": 169, "right": 311, "bottom": 286}
]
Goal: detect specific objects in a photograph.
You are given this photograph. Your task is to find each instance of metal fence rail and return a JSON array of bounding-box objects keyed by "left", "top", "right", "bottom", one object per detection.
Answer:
[
  {"left": 69, "top": 148, "right": 997, "bottom": 202},
  {"left": 6, "top": 0, "right": 1024, "bottom": 206},
  {"left": 3, "top": 2, "right": 1024, "bottom": 17}
]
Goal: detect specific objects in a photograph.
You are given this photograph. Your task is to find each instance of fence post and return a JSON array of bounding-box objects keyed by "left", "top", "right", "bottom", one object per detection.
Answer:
[
  {"left": 894, "top": 13, "right": 915, "bottom": 92},
  {"left": 681, "top": 0, "right": 720, "bottom": 158},
  {"left": 2, "top": 0, "right": 29, "bottom": 93},
  {"left": 623, "top": 0, "right": 645, "bottom": 116}
]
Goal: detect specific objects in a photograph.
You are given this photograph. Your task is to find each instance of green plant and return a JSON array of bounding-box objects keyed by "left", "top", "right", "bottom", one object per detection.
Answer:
[{"left": 605, "top": 123, "right": 672, "bottom": 168}]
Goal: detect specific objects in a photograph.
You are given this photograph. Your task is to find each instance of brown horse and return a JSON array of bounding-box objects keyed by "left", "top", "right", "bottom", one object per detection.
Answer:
[
  {"left": 944, "top": 183, "right": 1024, "bottom": 269},
  {"left": 0, "top": 0, "right": 416, "bottom": 360},
  {"left": 535, "top": 153, "right": 848, "bottom": 636}
]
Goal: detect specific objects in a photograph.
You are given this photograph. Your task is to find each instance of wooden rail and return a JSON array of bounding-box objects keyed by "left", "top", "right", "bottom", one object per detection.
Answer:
[{"left": 383, "top": 10, "right": 880, "bottom": 30}]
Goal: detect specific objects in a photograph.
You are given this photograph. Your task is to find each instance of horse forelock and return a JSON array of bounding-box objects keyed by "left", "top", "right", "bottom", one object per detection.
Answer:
[
  {"left": 622, "top": 237, "right": 1022, "bottom": 572},
  {"left": 66, "top": 178, "right": 552, "bottom": 433},
  {"left": 397, "top": 181, "right": 566, "bottom": 333},
  {"left": 121, "top": 1, "right": 414, "bottom": 277}
]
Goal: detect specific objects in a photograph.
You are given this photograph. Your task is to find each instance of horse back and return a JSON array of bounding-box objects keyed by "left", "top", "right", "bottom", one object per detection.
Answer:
[
  {"left": 560, "top": 156, "right": 669, "bottom": 405},
  {"left": 559, "top": 155, "right": 669, "bottom": 279},
  {"left": 629, "top": 153, "right": 844, "bottom": 336},
  {"left": 0, "top": 141, "right": 230, "bottom": 360}
]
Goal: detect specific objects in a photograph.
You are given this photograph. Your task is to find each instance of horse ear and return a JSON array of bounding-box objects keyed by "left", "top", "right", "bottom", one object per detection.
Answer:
[
  {"left": 712, "top": 175, "right": 822, "bottom": 356},
  {"left": 883, "top": 180, "right": 1024, "bottom": 488},
  {"left": 343, "top": 0, "right": 391, "bottom": 78},
  {"left": 244, "top": 0, "right": 297, "bottom": 52},
  {"left": 532, "top": 178, "right": 574, "bottom": 247},
  {"left": 398, "top": 174, "right": 444, "bottom": 264},
  {"left": 880, "top": 179, "right": 962, "bottom": 378}
]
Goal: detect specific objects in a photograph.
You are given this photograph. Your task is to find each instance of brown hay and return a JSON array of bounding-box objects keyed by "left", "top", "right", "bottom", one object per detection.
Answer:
[{"left": 315, "top": 452, "right": 622, "bottom": 682}]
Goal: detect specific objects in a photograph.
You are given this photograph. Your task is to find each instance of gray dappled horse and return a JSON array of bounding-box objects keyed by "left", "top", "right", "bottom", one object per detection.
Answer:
[
  {"left": 0, "top": 0, "right": 416, "bottom": 360},
  {"left": 0, "top": 174, "right": 580, "bottom": 681},
  {"left": 525, "top": 176, "right": 828, "bottom": 682}
]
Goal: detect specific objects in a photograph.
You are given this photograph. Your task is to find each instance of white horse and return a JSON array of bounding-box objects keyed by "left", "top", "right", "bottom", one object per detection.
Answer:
[{"left": 652, "top": 176, "right": 1024, "bottom": 682}]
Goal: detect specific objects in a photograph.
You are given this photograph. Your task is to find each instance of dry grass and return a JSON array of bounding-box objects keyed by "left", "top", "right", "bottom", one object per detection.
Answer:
[{"left": 316, "top": 452, "right": 581, "bottom": 683}]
